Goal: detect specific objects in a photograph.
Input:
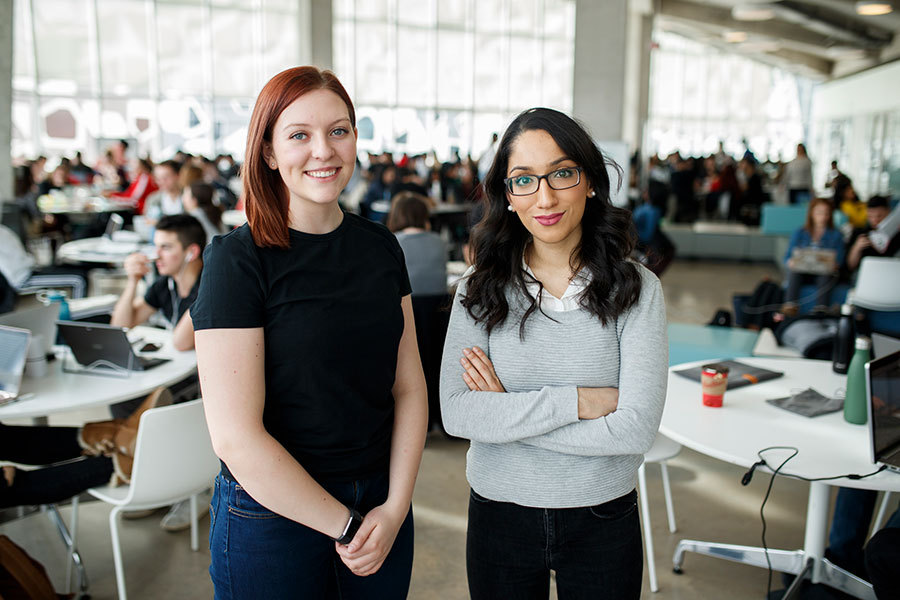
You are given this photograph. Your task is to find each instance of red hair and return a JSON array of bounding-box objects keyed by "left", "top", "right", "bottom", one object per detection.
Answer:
[
  {"left": 804, "top": 197, "right": 834, "bottom": 232},
  {"left": 243, "top": 66, "right": 356, "bottom": 248}
]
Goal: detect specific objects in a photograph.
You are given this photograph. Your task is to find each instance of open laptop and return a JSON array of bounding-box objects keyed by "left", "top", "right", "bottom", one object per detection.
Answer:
[
  {"left": 791, "top": 247, "right": 837, "bottom": 275},
  {"left": 0, "top": 325, "right": 31, "bottom": 406},
  {"left": 56, "top": 321, "right": 170, "bottom": 372},
  {"left": 866, "top": 348, "right": 900, "bottom": 472},
  {"left": 0, "top": 303, "right": 58, "bottom": 357}
]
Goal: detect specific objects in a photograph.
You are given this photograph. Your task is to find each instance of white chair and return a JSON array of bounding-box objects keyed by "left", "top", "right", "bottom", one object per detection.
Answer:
[
  {"left": 74, "top": 399, "right": 220, "bottom": 600},
  {"left": 872, "top": 491, "right": 894, "bottom": 535},
  {"left": 639, "top": 432, "right": 682, "bottom": 593},
  {"left": 848, "top": 257, "right": 900, "bottom": 312}
]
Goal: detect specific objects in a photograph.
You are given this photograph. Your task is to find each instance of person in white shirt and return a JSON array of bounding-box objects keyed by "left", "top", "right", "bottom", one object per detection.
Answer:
[{"left": 143, "top": 160, "right": 183, "bottom": 221}]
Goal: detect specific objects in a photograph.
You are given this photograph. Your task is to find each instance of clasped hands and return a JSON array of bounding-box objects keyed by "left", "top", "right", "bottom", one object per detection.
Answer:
[
  {"left": 459, "top": 346, "right": 619, "bottom": 419},
  {"left": 334, "top": 501, "right": 406, "bottom": 577}
]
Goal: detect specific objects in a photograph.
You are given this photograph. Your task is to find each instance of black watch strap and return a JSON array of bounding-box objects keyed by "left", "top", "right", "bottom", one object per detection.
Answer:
[{"left": 334, "top": 508, "right": 363, "bottom": 545}]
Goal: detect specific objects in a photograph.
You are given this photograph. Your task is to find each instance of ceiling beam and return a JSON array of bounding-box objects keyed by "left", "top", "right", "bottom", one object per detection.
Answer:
[
  {"left": 658, "top": 0, "right": 879, "bottom": 50},
  {"left": 766, "top": 47, "right": 835, "bottom": 75}
]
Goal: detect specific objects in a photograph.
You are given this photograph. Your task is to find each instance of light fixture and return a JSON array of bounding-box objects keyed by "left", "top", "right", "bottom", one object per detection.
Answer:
[
  {"left": 732, "top": 6, "right": 776, "bottom": 21},
  {"left": 723, "top": 31, "right": 749, "bottom": 43},
  {"left": 855, "top": 1, "right": 894, "bottom": 15}
]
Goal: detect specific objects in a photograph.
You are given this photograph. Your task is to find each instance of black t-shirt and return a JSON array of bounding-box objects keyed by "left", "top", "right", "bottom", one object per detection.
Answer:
[
  {"left": 144, "top": 275, "right": 200, "bottom": 326},
  {"left": 846, "top": 226, "right": 900, "bottom": 267},
  {"left": 191, "top": 213, "right": 411, "bottom": 481}
]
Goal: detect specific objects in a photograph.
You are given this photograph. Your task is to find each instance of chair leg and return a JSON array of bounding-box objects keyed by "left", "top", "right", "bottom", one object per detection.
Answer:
[
  {"left": 871, "top": 491, "right": 891, "bottom": 536},
  {"left": 190, "top": 494, "right": 199, "bottom": 552},
  {"left": 638, "top": 463, "right": 658, "bottom": 593},
  {"left": 109, "top": 506, "right": 128, "bottom": 600},
  {"left": 67, "top": 496, "right": 78, "bottom": 594},
  {"left": 660, "top": 462, "right": 677, "bottom": 534}
]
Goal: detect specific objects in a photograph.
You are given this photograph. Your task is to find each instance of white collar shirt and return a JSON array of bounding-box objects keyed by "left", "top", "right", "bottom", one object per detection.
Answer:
[{"left": 521, "top": 259, "right": 590, "bottom": 313}]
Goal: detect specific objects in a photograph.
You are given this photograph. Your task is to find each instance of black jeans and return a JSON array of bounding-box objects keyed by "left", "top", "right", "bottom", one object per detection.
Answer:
[
  {"left": 0, "top": 422, "right": 112, "bottom": 508},
  {"left": 466, "top": 489, "right": 643, "bottom": 600},
  {"left": 785, "top": 271, "right": 834, "bottom": 307}
]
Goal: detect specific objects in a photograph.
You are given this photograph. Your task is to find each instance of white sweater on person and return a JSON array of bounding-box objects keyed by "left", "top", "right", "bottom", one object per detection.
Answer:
[{"left": 440, "top": 264, "right": 668, "bottom": 508}]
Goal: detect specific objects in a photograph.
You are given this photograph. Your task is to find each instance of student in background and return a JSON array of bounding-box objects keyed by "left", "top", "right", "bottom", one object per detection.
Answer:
[
  {"left": 182, "top": 182, "right": 226, "bottom": 244},
  {"left": 386, "top": 191, "right": 447, "bottom": 296},
  {"left": 781, "top": 198, "right": 844, "bottom": 314}
]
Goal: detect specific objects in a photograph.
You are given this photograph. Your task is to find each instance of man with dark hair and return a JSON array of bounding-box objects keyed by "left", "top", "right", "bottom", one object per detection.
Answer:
[
  {"left": 110, "top": 213, "right": 206, "bottom": 531},
  {"left": 144, "top": 160, "right": 184, "bottom": 219},
  {"left": 111, "top": 214, "right": 205, "bottom": 351},
  {"left": 845, "top": 195, "right": 900, "bottom": 274}
]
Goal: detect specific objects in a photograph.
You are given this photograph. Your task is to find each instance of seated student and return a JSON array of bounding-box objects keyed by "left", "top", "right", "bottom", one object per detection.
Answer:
[
  {"left": 111, "top": 213, "right": 205, "bottom": 354},
  {"left": 109, "top": 214, "right": 205, "bottom": 531},
  {"left": 0, "top": 224, "right": 89, "bottom": 301},
  {"left": 182, "top": 182, "right": 226, "bottom": 244},
  {"left": 142, "top": 160, "right": 183, "bottom": 222},
  {"left": 845, "top": 195, "right": 900, "bottom": 276},
  {"left": 633, "top": 193, "right": 675, "bottom": 276},
  {"left": 107, "top": 158, "right": 158, "bottom": 215},
  {"left": 386, "top": 191, "right": 448, "bottom": 296},
  {"left": 782, "top": 198, "right": 844, "bottom": 315},
  {"left": 0, "top": 388, "right": 170, "bottom": 509},
  {"left": 835, "top": 176, "right": 867, "bottom": 230}
]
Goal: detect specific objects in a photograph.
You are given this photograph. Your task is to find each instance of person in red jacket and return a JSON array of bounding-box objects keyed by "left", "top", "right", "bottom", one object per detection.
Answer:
[{"left": 108, "top": 158, "right": 158, "bottom": 214}]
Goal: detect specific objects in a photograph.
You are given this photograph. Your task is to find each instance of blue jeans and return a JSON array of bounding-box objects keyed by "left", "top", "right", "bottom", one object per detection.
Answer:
[
  {"left": 208, "top": 472, "right": 414, "bottom": 599},
  {"left": 466, "top": 488, "right": 643, "bottom": 600}
]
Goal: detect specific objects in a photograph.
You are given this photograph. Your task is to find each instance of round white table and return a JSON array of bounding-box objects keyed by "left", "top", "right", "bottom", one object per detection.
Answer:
[
  {"left": 661, "top": 357, "right": 900, "bottom": 600},
  {"left": 0, "top": 326, "right": 197, "bottom": 421},
  {"left": 56, "top": 237, "right": 153, "bottom": 266}
]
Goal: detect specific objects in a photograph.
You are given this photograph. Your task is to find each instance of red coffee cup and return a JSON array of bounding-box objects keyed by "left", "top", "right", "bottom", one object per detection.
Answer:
[{"left": 701, "top": 364, "right": 730, "bottom": 407}]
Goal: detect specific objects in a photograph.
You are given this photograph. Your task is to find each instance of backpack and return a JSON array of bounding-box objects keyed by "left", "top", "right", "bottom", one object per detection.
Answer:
[
  {"left": 0, "top": 535, "right": 72, "bottom": 599},
  {"left": 734, "top": 279, "right": 783, "bottom": 331}
]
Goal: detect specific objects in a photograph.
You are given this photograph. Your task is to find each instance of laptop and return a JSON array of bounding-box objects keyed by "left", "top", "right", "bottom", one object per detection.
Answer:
[
  {"left": 791, "top": 247, "right": 837, "bottom": 275},
  {"left": 0, "top": 303, "right": 58, "bottom": 357},
  {"left": 0, "top": 325, "right": 31, "bottom": 406},
  {"left": 866, "top": 348, "right": 900, "bottom": 472},
  {"left": 56, "top": 321, "right": 170, "bottom": 372}
]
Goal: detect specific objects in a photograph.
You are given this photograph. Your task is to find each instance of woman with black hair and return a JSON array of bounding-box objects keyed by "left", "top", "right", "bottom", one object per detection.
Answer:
[{"left": 440, "top": 107, "right": 668, "bottom": 599}]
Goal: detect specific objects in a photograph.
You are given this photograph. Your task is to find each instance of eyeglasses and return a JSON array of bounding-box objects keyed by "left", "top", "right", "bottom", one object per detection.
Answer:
[{"left": 503, "top": 167, "right": 583, "bottom": 196}]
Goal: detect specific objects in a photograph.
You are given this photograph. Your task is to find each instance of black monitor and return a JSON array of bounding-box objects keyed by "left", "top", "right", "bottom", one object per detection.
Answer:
[{"left": 866, "top": 348, "right": 900, "bottom": 470}]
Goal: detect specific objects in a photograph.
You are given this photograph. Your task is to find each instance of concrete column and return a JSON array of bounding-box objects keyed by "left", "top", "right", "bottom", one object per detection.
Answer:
[
  {"left": 309, "top": 0, "right": 333, "bottom": 70},
  {"left": 622, "top": 11, "right": 653, "bottom": 153},
  {"left": 573, "top": 0, "right": 628, "bottom": 142},
  {"left": 0, "top": 0, "right": 14, "bottom": 204}
]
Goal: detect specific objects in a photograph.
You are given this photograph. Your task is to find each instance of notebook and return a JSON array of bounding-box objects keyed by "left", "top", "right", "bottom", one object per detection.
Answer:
[
  {"left": 56, "top": 321, "right": 170, "bottom": 372},
  {"left": 0, "top": 325, "right": 31, "bottom": 406},
  {"left": 674, "top": 360, "right": 784, "bottom": 390},
  {"left": 866, "top": 348, "right": 900, "bottom": 472},
  {"left": 0, "top": 303, "right": 58, "bottom": 356},
  {"left": 790, "top": 247, "right": 837, "bottom": 275}
]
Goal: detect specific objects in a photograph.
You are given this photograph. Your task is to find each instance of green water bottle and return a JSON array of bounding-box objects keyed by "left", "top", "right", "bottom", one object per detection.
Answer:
[{"left": 843, "top": 336, "right": 871, "bottom": 425}]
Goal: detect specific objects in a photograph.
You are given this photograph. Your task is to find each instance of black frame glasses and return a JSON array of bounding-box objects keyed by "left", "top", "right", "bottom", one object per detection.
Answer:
[{"left": 503, "top": 167, "right": 583, "bottom": 196}]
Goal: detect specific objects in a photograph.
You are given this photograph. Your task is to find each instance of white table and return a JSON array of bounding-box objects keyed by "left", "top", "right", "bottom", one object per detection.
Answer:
[
  {"left": 57, "top": 237, "right": 153, "bottom": 266},
  {"left": 661, "top": 357, "right": 900, "bottom": 600},
  {"left": 0, "top": 326, "right": 197, "bottom": 421}
]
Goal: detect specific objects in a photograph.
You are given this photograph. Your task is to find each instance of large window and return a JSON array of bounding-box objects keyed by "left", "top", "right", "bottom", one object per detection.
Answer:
[
  {"left": 12, "top": 0, "right": 305, "bottom": 162},
  {"left": 332, "top": 0, "right": 576, "bottom": 162},
  {"left": 646, "top": 30, "right": 812, "bottom": 163}
]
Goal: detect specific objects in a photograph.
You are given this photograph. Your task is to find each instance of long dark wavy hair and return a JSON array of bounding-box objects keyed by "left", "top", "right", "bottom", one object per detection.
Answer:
[{"left": 462, "top": 107, "right": 642, "bottom": 338}]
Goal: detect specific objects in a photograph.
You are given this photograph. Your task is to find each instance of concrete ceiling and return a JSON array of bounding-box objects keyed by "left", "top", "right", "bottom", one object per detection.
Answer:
[{"left": 649, "top": 0, "right": 900, "bottom": 79}]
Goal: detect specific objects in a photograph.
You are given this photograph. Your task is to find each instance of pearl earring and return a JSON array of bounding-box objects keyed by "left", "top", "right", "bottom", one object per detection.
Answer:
[
  {"left": 270, "top": 162, "right": 277, "bottom": 168},
  {"left": 507, "top": 205, "right": 514, "bottom": 212},
  {"left": 588, "top": 190, "right": 596, "bottom": 198}
]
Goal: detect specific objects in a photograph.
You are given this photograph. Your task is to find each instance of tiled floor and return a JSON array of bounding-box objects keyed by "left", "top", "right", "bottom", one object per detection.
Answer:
[{"left": 4, "top": 258, "right": 865, "bottom": 599}]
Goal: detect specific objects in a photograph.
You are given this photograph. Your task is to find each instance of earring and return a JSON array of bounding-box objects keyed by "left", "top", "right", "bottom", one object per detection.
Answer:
[
  {"left": 507, "top": 205, "right": 514, "bottom": 212},
  {"left": 270, "top": 162, "right": 277, "bottom": 168},
  {"left": 588, "top": 190, "right": 596, "bottom": 198}
]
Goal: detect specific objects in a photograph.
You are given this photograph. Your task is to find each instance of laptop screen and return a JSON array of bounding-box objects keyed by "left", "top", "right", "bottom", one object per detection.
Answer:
[
  {"left": 0, "top": 325, "right": 31, "bottom": 403},
  {"left": 867, "top": 348, "right": 900, "bottom": 467}
]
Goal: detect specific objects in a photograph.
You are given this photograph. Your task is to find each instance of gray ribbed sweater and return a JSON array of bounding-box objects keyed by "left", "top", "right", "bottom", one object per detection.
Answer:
[{"left": 439, "top": 265, "right": 668, "bottom": 508}]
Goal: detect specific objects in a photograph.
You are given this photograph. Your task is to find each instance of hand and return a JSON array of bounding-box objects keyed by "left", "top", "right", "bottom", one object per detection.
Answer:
[
  {"left": 123, "top": 252, "right": 150, "bottom": 281},
  {"left": 852, "top": 234, "right": 872, "bottom": 252},
  {"left": 786, "top": 258, "right": 796, "bottom": 270},
  {"left": 334, "top": 503, "right": 407, "bottom": 576},
  {"left": 460, "top": 346, "right": 505, "bottom": 392},
  {"left": 576, "top": 387, "right": 619, "bottom": 419}
]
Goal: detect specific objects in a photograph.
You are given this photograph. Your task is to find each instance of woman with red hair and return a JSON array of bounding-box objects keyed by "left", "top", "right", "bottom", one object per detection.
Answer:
[{"left": 191, "top": 66, "right": 427, "bottom": 599}]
